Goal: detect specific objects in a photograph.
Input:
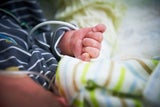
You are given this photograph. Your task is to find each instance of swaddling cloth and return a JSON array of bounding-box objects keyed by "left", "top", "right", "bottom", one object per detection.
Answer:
[{"left": 55, "top": 55, "right": 158, "bottom": 107}]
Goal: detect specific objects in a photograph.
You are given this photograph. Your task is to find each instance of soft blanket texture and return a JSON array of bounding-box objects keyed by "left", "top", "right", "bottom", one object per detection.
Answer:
[
  {"left": 53, "top": 0, "right": 160, "bottom": 106},
  {"left": 56, "top": 56, "right": 159, "bottom": 107}
]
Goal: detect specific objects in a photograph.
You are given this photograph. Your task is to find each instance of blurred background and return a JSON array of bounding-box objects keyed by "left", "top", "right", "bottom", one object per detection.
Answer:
[{"left": 39, "top": 0, "right": 160, "bottom": 60}]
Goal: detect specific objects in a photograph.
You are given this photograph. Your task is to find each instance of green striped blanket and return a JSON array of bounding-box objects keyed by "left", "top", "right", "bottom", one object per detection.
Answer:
[{"left": 55, "top": 56, "right": 160, "bottom": 107}]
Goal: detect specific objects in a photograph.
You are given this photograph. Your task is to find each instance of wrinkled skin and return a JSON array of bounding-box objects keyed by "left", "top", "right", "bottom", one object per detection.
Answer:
[{"left": 59, "top": 24, "right": 106, "bottom": 61}]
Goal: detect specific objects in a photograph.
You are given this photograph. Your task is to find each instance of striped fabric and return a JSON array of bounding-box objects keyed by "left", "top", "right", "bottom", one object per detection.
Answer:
[
  {"left": 56, "top": 55, "right": 159, "bottom": 107},
  {"left": 0, "top": 0, "right": 72, "bottom": 89},
  {"left": 143, "top": 63, "right": 160, "bottom": 106}
]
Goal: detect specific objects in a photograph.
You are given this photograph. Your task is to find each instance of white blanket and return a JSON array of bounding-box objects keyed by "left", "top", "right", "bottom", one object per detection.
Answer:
[{"left": 54, "top": 0, "right": 160, "bottom": 106}]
